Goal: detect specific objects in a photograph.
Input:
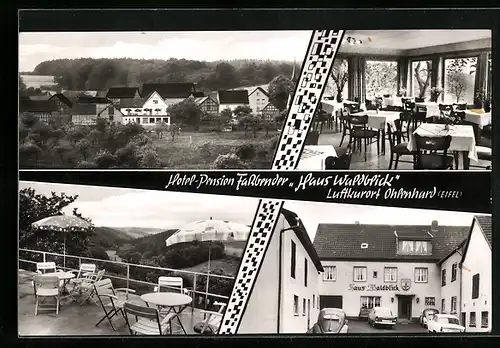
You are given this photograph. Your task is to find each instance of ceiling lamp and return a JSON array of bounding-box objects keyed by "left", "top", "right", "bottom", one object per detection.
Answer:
[{"left": 346, "top": 36, "right": 363, "bottom": 45}]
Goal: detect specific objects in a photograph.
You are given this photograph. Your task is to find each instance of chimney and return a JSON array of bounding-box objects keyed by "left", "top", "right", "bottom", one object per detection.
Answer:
[{"left": 431, "top": 220, "right": 439, "bottom": 232}]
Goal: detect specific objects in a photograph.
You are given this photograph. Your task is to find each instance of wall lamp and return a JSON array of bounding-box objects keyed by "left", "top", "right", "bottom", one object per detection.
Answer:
[
  {"left": 391, "top": 297, "right": 394, "bottom": 303},
  {"left": 416, "top": 297, "right": 420, "bottom": 304}
]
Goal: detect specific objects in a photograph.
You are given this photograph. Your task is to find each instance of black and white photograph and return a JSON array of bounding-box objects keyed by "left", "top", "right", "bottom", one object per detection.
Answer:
[
  {"left": 298, "top": 29, "right": 492, "bottom": 171},
  {"left": 238, "top": 201, "right": 492, "bottom": 334},
  {"left": 18, "top": 31, "right": 309, "bottom": 169},
  {"left": 18, "top": 181, "right": 261, "bottom": 336}
]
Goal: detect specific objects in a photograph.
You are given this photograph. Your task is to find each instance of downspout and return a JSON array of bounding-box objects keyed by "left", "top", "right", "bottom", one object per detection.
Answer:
[{"left": 277, "top": 228, "right": 284, "bottom": 333}]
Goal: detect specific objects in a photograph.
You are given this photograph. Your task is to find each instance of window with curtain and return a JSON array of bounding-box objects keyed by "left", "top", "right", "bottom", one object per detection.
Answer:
[
  {"left": 360, "top": 296, "right": 381, "bottom": 309},
  {"left": 411, "top": 60, "right": 432, "bottom": 100},
  {"left": 443, "top": 57, "right": 478, "bottom": 104},
  {"left": 353, "top": 266, "right": 367, "bottom": 282},
  {"left": 365, "top": 60, "right": 398, "bottom": 99},
  {"left": 384, "top": 267, "right": 398, "bottom": 283},
  {"left": 323, "top": 266, "right": 337, "bottom": 281},
  {"left": 415, "top": 267, "right": 428, "bottom": 283}
]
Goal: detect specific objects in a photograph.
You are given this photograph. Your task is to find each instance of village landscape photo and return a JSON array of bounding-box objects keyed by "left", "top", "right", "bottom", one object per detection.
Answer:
[
  {"left": 18, "top": 181, "right": 261, "bottom": 335},
  {"left": 18, "top": 31, "right": 309, "bottom": 169}
]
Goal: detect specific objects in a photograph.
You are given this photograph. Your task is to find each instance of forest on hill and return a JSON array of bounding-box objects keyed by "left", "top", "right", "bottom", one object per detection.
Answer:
[{"left": 31, "top": 58, "right": 301, "bottom": 92}]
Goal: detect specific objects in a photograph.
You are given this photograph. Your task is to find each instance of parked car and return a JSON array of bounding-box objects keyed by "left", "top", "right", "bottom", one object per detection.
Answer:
[
  {"left": 308, "top": 308, "right": 349, "bottom": 334},
  {"left": 367, "top": 307, "right": 397, "bottom": 328},
  {"left": 419, "top": 308, "right": 439, "bottom": 328},
  {"left": 427, "top": 314, "right": 465, "bottom": 333}
]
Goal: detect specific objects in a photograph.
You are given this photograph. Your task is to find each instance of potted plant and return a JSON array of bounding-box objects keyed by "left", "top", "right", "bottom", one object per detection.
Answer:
[
  {"left": 429, "top": 86, "right": 443, "bottom": 102},
  {"left": 484, "top": 97, "right": 491, "bottom": 113},
  {"left": 331, "top": 59, "right": 349, "bottom": 103},
  {"left": 473, "top": 90, "right": 484, "bottom": 109}
]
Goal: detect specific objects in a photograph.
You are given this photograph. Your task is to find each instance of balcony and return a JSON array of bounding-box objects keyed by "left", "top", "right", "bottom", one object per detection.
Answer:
[{"left": 19, "top": 249, "right": 234, "bottom": 336}]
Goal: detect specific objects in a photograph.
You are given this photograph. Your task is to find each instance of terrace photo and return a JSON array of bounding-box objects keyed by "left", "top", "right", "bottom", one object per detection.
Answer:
[
  {"left": 238, "top": 201, "right": 492, "bottom": 334},
  {"left": 298, "top": 29, "right": 493, "bottom": 171},
  {"left": 18, "top": 30, "right": 309, "bottom": 169},
  {"left": 18, "top": 181, "right": 261, "bottom": 336}
]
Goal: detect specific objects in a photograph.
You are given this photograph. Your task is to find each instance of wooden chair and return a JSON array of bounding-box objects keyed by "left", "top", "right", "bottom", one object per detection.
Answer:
[
  {"left": 33, "top": 275, "right": 60, "bottom": 315},
  {"left": 439, "top": 104, "right": 454, "bottom": 118},
  {"left": 324, "top": 147, "right": 352, "bottom": 169},
  {"left": 123, "top": 302, "right": 177, "bottom": 335},
  {"left": 412, "top": 106, "right": 427, "bottom": 129},
  {"left": 69, "top": 263, "right": 97, "bottom": 288},
  {"left": 338, "top": 111, "right": 352, "bottom": 147},
  {"left": 399, "top": 111, "right": 411, "bottom": 140},
  {"left": 347, "top": 114, "right": 380, "bottom": 161},
  {"left": 413, "top": 134, "right": 454, "bottom": 170},
  {"left": 193, "top": 301, "right": 227, "bottom": 335},
  {"left": 154, "top": 276, "right": 190, "bottom": 295},
  {"left": 94, "top": 278, "right": 136, "bottom": 331},
  {"left": 36, "top": 262, "right": 58, "bottom": 274},
  {"left": 386, "top": 123, "right": 414, "bottom": 170},
  {"left": 426, "top": 116, "right": 452, "bottom": 125}
]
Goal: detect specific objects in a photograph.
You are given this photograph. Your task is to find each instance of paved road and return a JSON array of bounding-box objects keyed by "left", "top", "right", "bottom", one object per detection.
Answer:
[{"left": 348, "top": 320, "right": 428, "bottom": 333}]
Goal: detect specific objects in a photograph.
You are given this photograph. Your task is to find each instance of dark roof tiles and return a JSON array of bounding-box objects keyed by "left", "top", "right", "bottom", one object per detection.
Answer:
[
  {"left": 475, "top": 215, "right": 492, "bottom": 246},
  {"left": 218, "top": 90, "right": 250, "bottom": 104},
  {"left": 106, "top": 87, "right": 140, "bottom": 99},
  {"left": 19, "top": 99, "right": 58, "bottom": 113},
  {"left": 141, "top": 83, "right": 196, "bottom": 99}
]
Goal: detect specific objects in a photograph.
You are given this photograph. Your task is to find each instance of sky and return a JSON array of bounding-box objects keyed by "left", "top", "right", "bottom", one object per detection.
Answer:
[
  {"left": 18, "top": 31, "right": 312, "bottom": 72},
  {"left": 19, "top": 181, "right": 486, "bottom": 239}
]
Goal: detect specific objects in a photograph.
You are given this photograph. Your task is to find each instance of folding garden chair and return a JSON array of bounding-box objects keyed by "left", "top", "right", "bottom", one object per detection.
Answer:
[
  {"left": 193, "top": 301, "right": 227, "bottom": 335},
  {"left": 123, "top": 302, "right": 177, "bottom": 335},
  {"left": 33, "top": 275, "right": 60, "bottom": 315},
  {"left": 77, "top": 269, "right": 106, "bottom": 305},
  {"left": 94, "top": 278, "right": 136, "bottom": 331}
]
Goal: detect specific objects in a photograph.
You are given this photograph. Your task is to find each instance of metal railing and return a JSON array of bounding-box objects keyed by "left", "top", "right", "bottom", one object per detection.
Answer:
[{"left": 19, "top": 248, "right": 235, "bottom": 311}]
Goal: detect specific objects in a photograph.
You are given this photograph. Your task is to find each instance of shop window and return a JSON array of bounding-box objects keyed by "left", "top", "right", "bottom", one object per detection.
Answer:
[
  {"left": 323, "top": 266, "right": 337, "bottom": 281},
  {"left": 293, "top": 295, "right": 299, "bottom": 316},
  {"left": 360, "top": 296, "right": 381, "bottom": 310},
  {"left": 472, "top": 273, "right": 480, "bottom": 299},
  {"left": 353, "top": 266, "right": 367, "bottom": 282},
  {"left": 481, "top": 311, "right": 489, "bottom": 328},
  {"left": 469, "top": 312, "right": 476, "bottom": 327},
  {"left": 142, "top": 118, "right": 148, "bottom": 124},
  {"left": 425, "top": 297, "right": 435, "bottom": 306}
]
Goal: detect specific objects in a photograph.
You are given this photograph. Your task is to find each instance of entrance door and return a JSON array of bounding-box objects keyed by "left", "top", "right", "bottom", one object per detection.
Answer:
[
  {"left": 397, "top": 296, "right": 412, "bottom": 320},
  {"left": 307, "top": 299, "right": 311, "bottom": 329},
  {"left": 461, "top": 312, "right": 466, "bottom": 327},
  {"left": 136, "top": 117, "right": 141, "bottom": 124},
  {"left": 320, "top": 295, "right": 343, "bottom": 309}
]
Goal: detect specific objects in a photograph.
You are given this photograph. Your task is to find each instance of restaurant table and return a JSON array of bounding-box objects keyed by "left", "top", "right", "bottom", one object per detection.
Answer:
[
  {"left": 42, "top": 271, "right": 76, "bottom": 302},
  {"left": 141, "top": 292, "right": 193, "bottom": 334},
  {"left": 407, "top": 124, "right": 478, "bottom": 169},
  {"left": 382, "top": 96, "right": 407, "bottom": 108},
  {"left": 350, "top": 110, "right": 401, "bottom": 154},
  {"left": 415, "top": 102, "right": 442, "bottom": 117},
  {"left": 296, "top": 145, "right": 338, "bottom": 170},
  {"left": 464, "top": 110, "right": 492, "bottom": 128}
]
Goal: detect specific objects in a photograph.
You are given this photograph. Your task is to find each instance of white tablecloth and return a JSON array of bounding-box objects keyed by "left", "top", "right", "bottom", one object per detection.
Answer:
[
  {"left": 297, "top": 145, "right": 338, "bottom": 170},
  {"left": 321, "top": 100, "right": 358, "bottom": 115},
  {"left": 464, "top": 110, "right": 492, "bottom": 128},
  {"left": 351, "top": 110, "right": 401, "bottom": 130},
  {"left": 415, "top": 102, "right": 441, "bottom": 117},
  {"left": 382, "top": 97, "right": 404, "bottom": 108},
  {"left": 407, "top": 124, "right": 478, "bottom": 161}
]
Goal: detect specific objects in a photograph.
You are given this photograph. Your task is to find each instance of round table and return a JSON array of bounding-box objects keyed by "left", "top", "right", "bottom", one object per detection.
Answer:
[
  {"left": 141, "top": 292, "right": 193, "bottom": 334},
  {"left": 42, "top": 272, "right": 76, "bottom": 301}
]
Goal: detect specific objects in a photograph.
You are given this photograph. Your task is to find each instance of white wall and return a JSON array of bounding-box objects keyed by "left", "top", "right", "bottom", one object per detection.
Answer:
[
  {"left": 440, "top": 251, "right": 462, "bottom": 317},
  {"left": 219, "top": 103, "right": 249, "bottom": 112},
  {"left": 248, "top": 89, "right": 269, "bottom": 113},
  {"left": 164, "top": 98, "right": 186, "bottom": 107},
  {"left": 461, "top": 221, "right": 492, "bottom": 332},
  {"left": 319, "top": 260, "right": 441, "bottom": 319}
]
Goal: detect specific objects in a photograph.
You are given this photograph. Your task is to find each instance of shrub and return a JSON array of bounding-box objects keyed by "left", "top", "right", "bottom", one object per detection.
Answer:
[
  {"left": 94, "top": 149, "right": 118, "bottom": 168},
  {"left": 235, "top": 143, "right": 257, "bottom": 161},
  {"left": 211, "top": 153, "right": 248, "bottom": 169}
]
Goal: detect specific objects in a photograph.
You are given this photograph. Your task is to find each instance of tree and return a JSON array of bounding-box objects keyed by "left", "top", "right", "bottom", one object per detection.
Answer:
[
  {"left": 19, "top": 188, "right": 94, "bottom": 256},
  {"left": 268, "top": 75, "right": 294, "bottom": 112},
  {"left": 238, "top": 115, "right": 262, "bottom": 137},
  {"left": 446, "top": 58, "right": 472, "bottom": 103},
  {"left": 76, "top": 138, "right": 91, "bottom": 161},
  {"left": 330, "top": 59, "right": 349, "bottom": 102},
  {"left": 235, "top": 143, "right": 257, "bottom": 162},
  {"left": 167, "top": 100, "right": 203, "bottom": 129},
  {"left": 413, "top": 61, "right": 432, "bottom": 99},
  {"left": 211, "top": 153, "right": 248, "bottom": 169},
  {"left": 365, "top": 61, "right": 398, "bottom": 98},
  {"left": 19, "top": 75, "right": 26, "bottom": 91},
  {"left": 214, "top": 62, "right": 239, "bottom": 89},
  {"left": 233, "top": 105, "right": 253, "bottom": 119},
  {"left": 94, "top": 149, "right": 118, "bottom": 168},
  {"left": 52, "top": 144, "right": 72, "bottom": 164},
  {"left": 19, "top": 143, "right": 42, "bottom": 163},
  {"left": 220, "top": 108, "right": 233, "bottom": 128}
]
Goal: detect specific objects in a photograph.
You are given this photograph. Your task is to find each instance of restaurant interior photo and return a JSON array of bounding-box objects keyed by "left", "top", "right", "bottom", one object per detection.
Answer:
[{"left": 297, "top": 29, "right": 492, "bottom": 171}]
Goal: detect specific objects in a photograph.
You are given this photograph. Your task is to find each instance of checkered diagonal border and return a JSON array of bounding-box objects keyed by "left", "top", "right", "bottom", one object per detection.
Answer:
[
  {"left": 273, "top": 30, "right": 344, "bottom": 170},
  {"left": 218, "top": 30, "right": 344, "bottom": 334}
]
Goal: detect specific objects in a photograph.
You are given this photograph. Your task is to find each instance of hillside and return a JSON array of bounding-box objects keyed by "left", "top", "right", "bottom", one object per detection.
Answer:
[
  {"left": 30, "top": 57, "right": 300, "bottom": 92},
  {"left": 182, "top": 256, "right": 241, "bottom": 277},
  {"left": 112, "top": 227, "right": 165, "bottom": 239},
  {"left": 90, "top": 226, "right": 135, "bottom": 249}
]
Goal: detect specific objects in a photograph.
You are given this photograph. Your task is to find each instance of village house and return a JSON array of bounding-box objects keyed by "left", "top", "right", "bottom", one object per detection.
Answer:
[
  {"left": 261, "top": 102, "right": 280, "bottom": 121},
  {"left": 217, "top": 90, "right": 250, "bottom": 113},
  {"left": 49, "top": 93, "right": 73, "bottom": 113},
  {"left": 313, "top": 221, "right": 470, "bottom": 323},
  {"left": 460, "top": 215, "right": 492, "bottom": 332},
  {"left": 119, "top": 91, "right": 171, "bottom": 127},
  {"left": 248, "top": 86, "right": 270, "bottom": 114},
  {"left": 193, "top": 96, "right": 219, "bottom": 115},
  {"left": 141, "top": 83, "right": 198, "bottom": 107},
  {"left": 239, "top": 208, "right": 323, "bottom": 334},
  {"left": 19, "top": 98, "right": 60, "bottom": 124},
  {"left": 106, "top": 87, "right": 141, "bottom": 105}
]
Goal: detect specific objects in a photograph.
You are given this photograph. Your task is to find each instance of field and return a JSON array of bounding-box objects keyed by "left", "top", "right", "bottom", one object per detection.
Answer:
[{"left": 152, "top": 130, "right": 279, "bottom": 169}]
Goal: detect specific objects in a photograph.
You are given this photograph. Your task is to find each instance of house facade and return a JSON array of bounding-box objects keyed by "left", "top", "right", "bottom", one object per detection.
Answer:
[
  {"left": 119, "top": 92, "right": 170, "bottom": 127},
  {"left": 313, "top": 221, "right": 470, "bottom": 322},
  {"left": 19, "top": 99, "right": 61, "bottom": 124},
  {"left": 141, "top": 83, "right": 197, "bottom": 107},
  {"left": 49, "top": 93, "right": 73, "bottom": 113},
  {"left": 460, "top": 216, "right": 492, "bottom": 332},
  {"left": 217, "top": 90, "right": 250, "bottom": 112},
  {"left": 238, "top": 209, "right": 323, "bottom": 334},
  {"left": 261, "top": 102, "right": 280, "bottom": 121},
  {"left": 437, "top": 240, "right": 466, "bottom": 317},
  {"left": 248, "top": 87, "right": 270, "bottom": 113},
  {"left": 194, "top": 96, "right": 219, "bottom": 115}
]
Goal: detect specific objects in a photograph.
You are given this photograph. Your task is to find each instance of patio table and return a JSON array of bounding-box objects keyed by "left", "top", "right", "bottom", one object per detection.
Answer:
[
  {"left": 141, "top": 292, "right": 192, "bottom": 334},
  {"left": 464, "top": 110, "right": 492, "bottom": 128},
  {"left": 350, "top": 110, "right": 401, "bottom": 154},
  {"left": 42, "top": 271, "right": 76, "bottom": 302},
  {"left": 296, "top": 145, "right": 338, "bottom": 170},
  {"left": 407, "top": 123, "right": 477, "bottom": 169}
]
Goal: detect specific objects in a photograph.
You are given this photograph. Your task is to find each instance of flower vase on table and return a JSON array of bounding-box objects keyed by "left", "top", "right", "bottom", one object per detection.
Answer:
[
  {"left": 429, "top": 86, "right": 443, "bottom": 103},
  {"left": 336, "top": 92, "right": 343, "bottom": 103}
]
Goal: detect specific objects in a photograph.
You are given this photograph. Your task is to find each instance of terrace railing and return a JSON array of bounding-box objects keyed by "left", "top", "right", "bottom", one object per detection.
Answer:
[{"left": 19, "top": 248, "right": 235, "bottom": 313}]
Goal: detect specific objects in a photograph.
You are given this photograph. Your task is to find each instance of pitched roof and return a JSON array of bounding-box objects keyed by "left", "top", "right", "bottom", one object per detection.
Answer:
[
  {"left": 106, "top": 87, "right": 140, "bottom": 99},
  {"left": 62, "top": 90, "right": 98, "bottom": 98},
  {"left": 313, "top": 223, "right": 470, "bottom": 262},
  {"left": 28, "top": 95, "right": 51, "bottom": 101},
  {"left": 475, "top": 215, "right": 492, "bottom": 247},
  {"left": 218, "top": 90, "right": 249, "bottom": 104},
  {"left": 50, "top": 93, "right": 73, "bottom": 108},
  {"left": 69, "top": 103, "right": 97, "bottom": 115},
  {"left": 437, "top": 238, "right": 467, "bottom": 265},
  {"left": 281, "top": 208, "right": 323, "bottom": 272},
  {"left": 96, "top": 90, "right": 108, "bottom": 97},
  {"left": 118, "top": 98, "right": 146, "bottom": 109},
  {"left": 249, "top": 86, "right": 269, "bottom": 97},
  {"left": 75, "top": 95, "right": 112, "bottom": 104},
  {"left": 19, "top": 99, "right": 58, "bottom": 113},
  {"left": 262, "top": 102, "right": 278, "bottom": 111},
  {"left": 191, "top": 91, "right": 205, "bottom": 98},
  {"left": 141, "top": 83, "right": 196, "bottom": 99}
]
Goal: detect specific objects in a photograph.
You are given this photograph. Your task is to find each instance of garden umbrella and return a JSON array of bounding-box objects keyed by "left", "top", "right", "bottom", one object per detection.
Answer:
[{"left": 32, "top": 214, "right": 93, "bottom": 269}]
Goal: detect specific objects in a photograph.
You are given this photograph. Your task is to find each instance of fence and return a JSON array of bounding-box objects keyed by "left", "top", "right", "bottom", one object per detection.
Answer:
[{"left": 19, "top": 248, "right": 235, "bottom": 312}]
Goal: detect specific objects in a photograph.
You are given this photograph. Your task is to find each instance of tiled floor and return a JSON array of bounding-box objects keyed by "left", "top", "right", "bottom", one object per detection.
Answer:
[
  {"left": 18, "top": 270, "right": 207, "bottom": 336},
  {"left": 317, "top": 127, "right": 490, "bottom": 170}
]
